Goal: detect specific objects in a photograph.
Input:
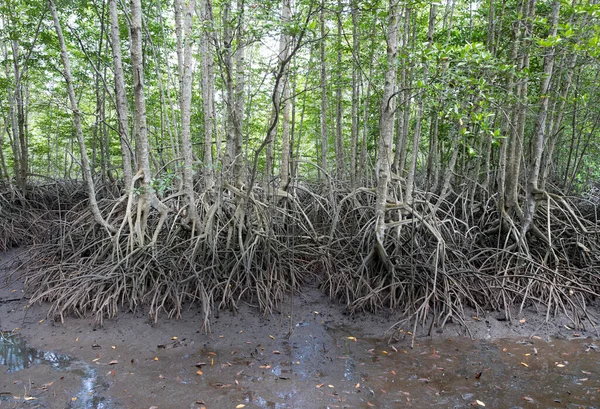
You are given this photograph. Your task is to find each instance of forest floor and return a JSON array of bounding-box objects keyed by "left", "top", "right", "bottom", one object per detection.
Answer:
[{"left": 1, "top": 247, "right": 600, "bottom": 409}]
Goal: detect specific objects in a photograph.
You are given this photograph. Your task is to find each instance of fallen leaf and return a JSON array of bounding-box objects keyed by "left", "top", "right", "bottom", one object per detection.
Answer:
[
  {"left": 520, "top": 362, "right": 529, "bottom": 367},
  {"left": 382, "top": 350, "right": 389, "bottom": 355},
  {"left": 475, "top": 399, "right": 486, "bottom": 406},
  {"left": 556, "top": 363, "right": 565, "bottom": 368},
  {"left": 259, "top": 365, "right": 271, "bottom": 369},
  {"left": 207, "top": 352, "right": 217, "bottom": 356},
  {"left": 196, "top": 370, "right": 203, "bottom": 375},
  {"left": 472, "top": 316, "right": 480, "bottom": 321},
  {"left": 519, "top": 318, "right": 526, "bottom": 324},
  {"left": 355, "top": 383, "right": 360, "bottom": 388},
  {"left": 272, "top": 350, "right": 280, "bottom": 354},
  {"left": 367, "top": 403, "right": 375, "bottom": 407},
  {"left": 347, "top": 336, "right": 357, "bottom": 342},
  {"left": 72, "top": 397, "right": 78, "bottom": 402},
  {"left": 316, "top": 384, "right": 324, "bottom": 388},
  {"left": 195, "top": 362, "right": 206, "bottom": 367},
  {"left": 269, "top": 335, "right": 275, "bottom": 340},
  {"left": 23, "top": 397, "right": 36, "bottom": 401},
  {"left": 109, "top": 360, "right": 118, "bottom": 365},
  {"left": 391, "top": 345, "right": 398, "bottom": 352},
  {"left": 154, "top": 357, "right": 159, "bottom": 361},
  {"left": 390, "top": 370, "right": 396, "bottom": 375},
  {"left": 236, "top": 405, "right": 245, "bottom": 408},
  {"left": 171, "top": 336, "right": 178, "bottom": 340},
  {"left": 328, "top": 384, "right": 334, "bottom": 388},
  {"left": 523, "top": 396, "right": 534, "bottom": 402}
]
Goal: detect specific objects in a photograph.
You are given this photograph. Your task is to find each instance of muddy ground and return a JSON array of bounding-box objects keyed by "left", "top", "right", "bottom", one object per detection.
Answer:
[{"left": 1, "top": 248, "right": 600, "bottom": 409}]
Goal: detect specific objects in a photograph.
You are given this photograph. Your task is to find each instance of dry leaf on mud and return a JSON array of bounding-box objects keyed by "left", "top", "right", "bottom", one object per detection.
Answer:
[
  {"left": 236, "top": 404, "right": 245, "bottom": 408},
  {"left": 347, "top": 336, "right": 357, "bottom": 342},
  {"left": 109, "top": 360, "right": 118, "bottom": 365},
  {"left": 269, "top": 335, "right": 275, "bottom": 340},
  {"left": 523, "top": 396, "right": 534, "bottom": 402},
  {"left": 196, "top": 370, "right": 203, "bottom": 375},
  {"left": 520, "top": 362, "right": 529, "bottom": 367},
  {"left": 475, "top": 400, "right": 485, "bottom": 406},
  {"left": 23, "top": 397, "right": 36, "bottom": 401},
  {"left": 316, "top": 384, "right": 324, "bottom": 388}
]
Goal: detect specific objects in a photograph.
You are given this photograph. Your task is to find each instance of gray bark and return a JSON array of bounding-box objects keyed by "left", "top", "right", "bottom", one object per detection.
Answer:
[
  {"left": 49, "top": 0, "right": 114, "bottom": 232},
  {"left": 108, "top": 0, "right": 133, "bottom": 188}
]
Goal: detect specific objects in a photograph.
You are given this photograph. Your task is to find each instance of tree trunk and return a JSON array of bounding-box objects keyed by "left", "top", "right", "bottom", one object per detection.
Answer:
[
  {"left": 374, "top": 0, "right": 399, "bottom": 256},
  {"left": 179, "top": 0, "right": 198, "bottom": 225},
  {"left": 199, "top": 0, "right": 215, "bottom": 191},
  {"left": 350, "top": 0, "right": 359, "bottom": 188},
  {"left": 334, "top": 0, "right": 344, "bottom": 181},
  {"left": 49, "top": 0, "right": 114, "bottom": 232},
  {"left": 279, "top": 0, "right": 292, "bottom": 189},
  {"left": 108, "top": 0, "right": 133, "bottom": 189},
  {"left": 319, "top": 2, "right": 328, "bottom": 182}
]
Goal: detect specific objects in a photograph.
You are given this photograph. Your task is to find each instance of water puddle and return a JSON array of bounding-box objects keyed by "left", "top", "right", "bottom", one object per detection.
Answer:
[{"left": 0, "top": 331, "right": 113, "bottom": 408}]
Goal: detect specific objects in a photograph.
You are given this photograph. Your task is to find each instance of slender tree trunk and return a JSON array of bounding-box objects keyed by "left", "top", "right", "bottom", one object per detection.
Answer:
[
  {"left": 199, "top": 0, "right": 215, "bottom": 191},
  {"left": 319, "top": 2, "right": 328, "bottom": 182},
  {"left": 350, "top": 0, "right": 359, "bottom": 188},
  {"left": 179, "top": 0, "right": 198, "bottom": 225},
  {"left": 374, "top": 0, "right": 399, "bottom": 256},
  {"left": 334, "top": 0, "right": 344, "bottom": 181},
  {"left": 233, "top": 0, "right": 246, "bottom": 188},
  {"left": 279, "top": 0, "right": 292, "bottom": 189},
  {"left": 108, "top": 0, "right": 133, "bottom": 188},
  {"left": 394, "top": 8, "right": 412, "bottom": 178},
  {"left": 406, "top": 4, "right": 435, "bottom": 202},
  {"left": 49, "top": 0, "right": 114, "bottom": 232}
]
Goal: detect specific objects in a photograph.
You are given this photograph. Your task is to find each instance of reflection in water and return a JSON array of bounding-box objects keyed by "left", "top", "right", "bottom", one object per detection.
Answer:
[{"left": 0, "top": 331, "right": 113, "bottom": 408}]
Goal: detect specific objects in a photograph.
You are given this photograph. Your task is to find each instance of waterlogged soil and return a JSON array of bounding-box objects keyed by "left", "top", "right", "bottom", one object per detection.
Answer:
[{"left": 2, "top": 248, "right": 600, "bottom": 409}]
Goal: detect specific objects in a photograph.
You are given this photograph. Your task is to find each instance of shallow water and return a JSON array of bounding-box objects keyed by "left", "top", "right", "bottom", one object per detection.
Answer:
[
  {"left": 2, "top": 323, "right": 600, "bottom": 409},
  {"left": 0, "top": 332, "right": 112, "bottom": 408}
]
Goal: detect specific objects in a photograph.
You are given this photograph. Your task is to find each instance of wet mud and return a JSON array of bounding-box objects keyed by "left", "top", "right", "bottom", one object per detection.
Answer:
[{"left": 1, "top": 249, "right": 600, "bottom": 408}]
